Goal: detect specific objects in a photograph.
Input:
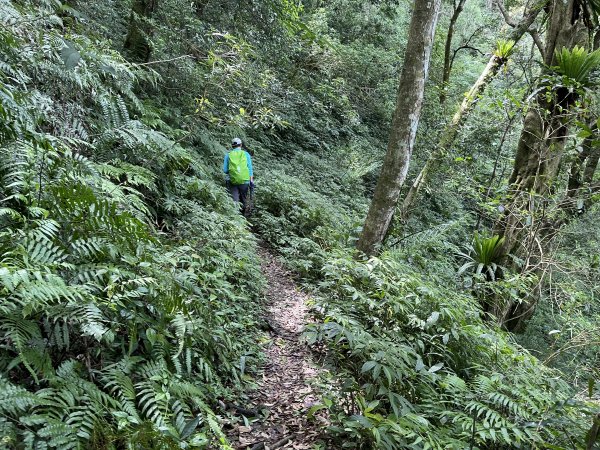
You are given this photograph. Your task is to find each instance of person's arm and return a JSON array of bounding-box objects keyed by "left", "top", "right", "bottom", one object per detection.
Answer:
[
  {"left": 223, "top": 153, "right": 231, "bottom": 183},
  {"left": 223, "top": 153, "right": 229, "bottom": 174},
  {"left": 246, "top": 151, "right": 254, "bottom": 182}
]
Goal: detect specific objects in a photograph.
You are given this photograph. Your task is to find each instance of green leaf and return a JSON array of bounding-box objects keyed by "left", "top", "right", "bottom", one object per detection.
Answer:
[
  {"left": 578, "top": 129, "right": 593, "bottom": 138},
  {"left": 307, "top": 403, "right": 328, "bottom": 418},
  {"left": 428, "top": 362, "right": 443, "bottom": 373},
  {"left": 61, "top": 42, "right": 81, "bottom": 70},
  {"left": 349, "top": 415, "right": 373, "bottom": 429},
  {"left": 361, "top": 361, "right": 377, "bottom": 373},
  {"left": 180, "top": 415, "right": 201, "bottom": 439},
  {"left": 99, "top": 64, "right": 117, "bottom": 75},
  {"left": 146, "top": 328, "right": 157, "bottom": 346},
  {"left": 426, "top": 311, "right": 440, "bottom": 327},
  {"left": 415, "top": 357, "right": 425, "bottom": 372}
]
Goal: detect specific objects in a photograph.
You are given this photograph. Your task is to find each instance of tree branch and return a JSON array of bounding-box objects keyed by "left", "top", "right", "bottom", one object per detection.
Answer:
[
  {"left": 448, "top": 26, "right": 486, "bottom": 77},
  {"left": 454, "top": 45, "right": 486, "bottom": 58},
  {"left": 528, "top": 29, "right": 545, "bottom": 58},
  {"left": 495, "top": 0, "right": 517, "bottom": 27}
]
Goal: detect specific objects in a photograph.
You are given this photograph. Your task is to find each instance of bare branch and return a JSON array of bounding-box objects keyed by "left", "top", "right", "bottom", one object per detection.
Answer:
[
  {"left": 455, "top": 45, "right": 486, "bottom": 57},
  {"left": 495, "top": 0, "right": 517, "bottom": 27},
  {"left": 449, "top": 45, "right": 486, "bottom": 75},
  {"left": 448, "top": 26, "right": 486, "bottom": 77},
  {"left": 528, "top": 29, "right": 545, "bottom": 58}
]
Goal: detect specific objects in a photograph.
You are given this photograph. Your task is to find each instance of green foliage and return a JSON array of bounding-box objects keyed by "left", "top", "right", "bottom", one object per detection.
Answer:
[
  {"left": 306, "top": 251, "right": 596, "bottom": 449},
  {"left": 2, "top": 0, "right": 600, "bottom": 449},
  {"left": 253, "top": 169, "right": 344, "bottom": 277},
  {"left": 494, "top": 39, "right": 516, "bottom": 59},
  {"left": 553, "top": 46, "right": 600, "bottom": 84},
  {"left": 518, "top": 209, "right": 600, "bottom": 383},
  {"left": 0, "top": 2, "right": 264, "bottom": 447},
  {"left": 457, "top": 233, "right": 506, "bottom": 281}
]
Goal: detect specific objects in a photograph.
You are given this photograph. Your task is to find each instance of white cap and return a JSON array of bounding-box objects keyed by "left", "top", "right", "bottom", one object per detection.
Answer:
[{"left": 232, "top": 137, "right": 242, "bottom": 147}]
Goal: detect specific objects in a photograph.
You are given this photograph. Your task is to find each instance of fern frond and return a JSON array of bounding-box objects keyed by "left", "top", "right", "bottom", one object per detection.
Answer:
[{"left": 0, "top": 377, "right": 41, "bottom": 415}]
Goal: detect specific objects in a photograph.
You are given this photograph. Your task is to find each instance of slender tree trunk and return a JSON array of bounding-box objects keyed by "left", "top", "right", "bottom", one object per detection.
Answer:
[
  {"left": 401, "top": 53, "right": 508, "bottom": 218},
  {"left": 493, "top": 0, "right": 589, "bottom": 331},
  {"left": 124, "top": 0, "right": 158, "bottom": 62},
  {"left": 399, "top": 3, "right": 543, "bottom": 221},
  {"left": 356, "top": 0, "right": 442, "bottom": 256},
  {"left": 440, "top": 0, "right": 467, "bottom": 104}
]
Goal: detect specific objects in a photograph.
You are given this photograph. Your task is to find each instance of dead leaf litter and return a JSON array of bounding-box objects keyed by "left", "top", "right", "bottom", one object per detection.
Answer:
[{"left": 225, "top": 244, "right": 329, "bottom": 449}]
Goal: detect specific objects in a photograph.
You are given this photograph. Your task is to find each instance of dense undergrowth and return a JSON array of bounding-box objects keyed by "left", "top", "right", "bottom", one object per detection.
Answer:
[
  {"left": 256, "top": 167, "right": 599, "bottom": 447},
  {"left": 1, "top": 0, "right": 599, "bottom": 449},
  {"left": 307, "top": 247, "right": 598, "bottom": 448},
  {"left": 0, "top": 1, "right": 264, "bottom": 447}
]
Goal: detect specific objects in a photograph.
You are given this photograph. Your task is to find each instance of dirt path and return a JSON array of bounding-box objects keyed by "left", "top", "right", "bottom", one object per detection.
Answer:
[{"left": 227, "top": 244, "right": 326, "bottom": 450}]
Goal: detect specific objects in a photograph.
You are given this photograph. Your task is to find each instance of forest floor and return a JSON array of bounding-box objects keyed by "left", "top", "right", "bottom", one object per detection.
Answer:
[{"left": 226, "top": 243, "right": 328, "bottom": 450}]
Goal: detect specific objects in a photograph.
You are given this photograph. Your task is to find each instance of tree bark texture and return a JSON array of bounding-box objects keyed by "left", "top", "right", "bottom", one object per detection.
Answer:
[
  {"left": 562, "top": 123, "right": 599, "bottom": 213},
  {"left": 440, "top": 0, "right": 467, "bottom": 104},
  {"left": 562, "top": 30, "right": 600, "bottom": 213},
  {"left": 356, "top": 0, "right": 442, "bottom": 256},
  {"left": 399, "top": 3, "right": 543, "bottom": 221},
  {"left": 493, "top": 0, "right": 590, "bottom": 331},
  {"left": 124, "top": 0, "right": 158, "bottom": 62}
]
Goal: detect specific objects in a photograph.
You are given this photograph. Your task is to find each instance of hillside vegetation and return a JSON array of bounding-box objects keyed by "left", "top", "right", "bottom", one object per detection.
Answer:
[{"left": 0, "top": 0, "right": 599, "bottom": 449}]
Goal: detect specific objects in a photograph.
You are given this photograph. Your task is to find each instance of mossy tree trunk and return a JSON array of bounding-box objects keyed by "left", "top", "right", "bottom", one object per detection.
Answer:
[
  {"left": 356, "top": 0, "right": 442, "bottom": 256},
  {"left": 562, "top": 31, "right": 600, "bottom": 214},
  {"left": 562, "top": 122, "right": 599, "bottom": 214},
  {"left": 124, "top": 0, "right": 158, "bottom": 62},
  {"left": 399, "top": 2, "right": 543, "bottom": 221},
  {"left": 492, "top": 0, "right": 590, "bottom": 331}
]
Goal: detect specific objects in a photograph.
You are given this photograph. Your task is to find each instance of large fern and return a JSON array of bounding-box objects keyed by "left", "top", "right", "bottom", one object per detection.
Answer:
[{"left": 0, "top": 1, "right": 265, "bottom": 448}]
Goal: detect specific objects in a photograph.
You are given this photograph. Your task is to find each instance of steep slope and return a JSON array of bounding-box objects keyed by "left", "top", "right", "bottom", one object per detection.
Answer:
[
  {"left": 0, "top": 1, "right": 265, "bottom": 447},
  {"left": 1, "top": 1, "right": 599, "bottom": 449}
]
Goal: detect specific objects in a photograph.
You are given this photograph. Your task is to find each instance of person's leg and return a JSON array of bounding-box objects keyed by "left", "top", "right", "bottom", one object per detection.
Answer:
[
  {"left": 238, "top": 183, "right": 249, "bottom": 215},
  {"left": 229, "top": 184, "right": 240, "bottom": 203}
]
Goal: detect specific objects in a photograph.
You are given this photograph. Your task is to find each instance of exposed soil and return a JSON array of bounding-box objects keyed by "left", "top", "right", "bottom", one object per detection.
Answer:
[{"left": 225, "top": 244, "right": 327, "bottom": 450}]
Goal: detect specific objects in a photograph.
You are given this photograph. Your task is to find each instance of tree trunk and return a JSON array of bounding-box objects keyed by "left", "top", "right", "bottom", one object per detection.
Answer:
[
  {"left": 440, "top": 0, "right": 467, "bottom": 104},
  {"left": 399, "top": 3, "right": 543, "bottom": 221},
  {"left": 356, "top": 0, "right": 442, "bottom": 256},
  {"left": 563, "top": 31, "right": 600, "bottom": 212},
  {"left": 493, "top": 0, "right": 589, "bottom": 331},
  {"left": 124, "top": 0, "right": 158, "bottom": 62},
  {"left": 401, "top": 53, "right": 507, "bottom": 218}
]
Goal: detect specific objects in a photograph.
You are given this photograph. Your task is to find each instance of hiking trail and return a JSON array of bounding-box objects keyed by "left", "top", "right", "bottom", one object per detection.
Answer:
[{"left": 226, "top": 243, "right": 327, "bottom": 449}]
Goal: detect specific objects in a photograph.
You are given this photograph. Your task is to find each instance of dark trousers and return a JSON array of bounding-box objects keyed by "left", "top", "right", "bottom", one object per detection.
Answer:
[{"left": 229, "top": 183, "right": 250, "bottom": 215}]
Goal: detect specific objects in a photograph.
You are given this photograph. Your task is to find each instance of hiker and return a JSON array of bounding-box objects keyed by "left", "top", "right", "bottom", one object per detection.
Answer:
[{"left": 223, "top": 137, "right": 254, "bottom": 215}]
